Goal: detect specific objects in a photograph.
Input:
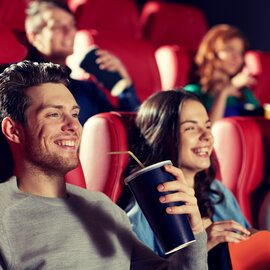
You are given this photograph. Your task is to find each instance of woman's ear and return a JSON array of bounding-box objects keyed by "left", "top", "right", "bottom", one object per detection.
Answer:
[{"left": 1, "top": 117, "right": 22, "bottom": 144}]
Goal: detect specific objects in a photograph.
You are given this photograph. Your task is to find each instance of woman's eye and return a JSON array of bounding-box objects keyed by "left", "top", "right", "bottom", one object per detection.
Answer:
[
  {"left": 185, "top": 126, "right": 195, "bottom": 131},
  {"left": 47, "top": 113, "right": 60, "bottom": 118}
]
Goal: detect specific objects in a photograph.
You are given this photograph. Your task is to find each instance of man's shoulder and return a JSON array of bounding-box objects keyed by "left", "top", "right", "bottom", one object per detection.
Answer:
[
  {"left": 0, "top": 177, "right": 26, "bottom": 213},
  {"left": 0, "top": 177, "right": 16, "bottom": 194},
  {"left": 67, "top": 184, "right": 116, "bottom": 206},
  {"left": 67, "top": 184, "right": 127, "bottom": 216}
]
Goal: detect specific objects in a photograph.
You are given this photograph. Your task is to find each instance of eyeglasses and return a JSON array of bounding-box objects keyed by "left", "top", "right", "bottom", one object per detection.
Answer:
[{"left": 44, "top": 21, "right": 76, "bottom": 33}]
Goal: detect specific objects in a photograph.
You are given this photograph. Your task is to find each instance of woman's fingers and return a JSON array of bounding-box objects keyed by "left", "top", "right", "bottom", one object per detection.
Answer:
[
  {"left": 210, "top": 220, "right": 250, "bottom": 236},
  {"left": 157, "top": 164, "right": 204, "bottom": 234},
  {"left": 206, "top": 220, "right": 251, "bottom": 250}
]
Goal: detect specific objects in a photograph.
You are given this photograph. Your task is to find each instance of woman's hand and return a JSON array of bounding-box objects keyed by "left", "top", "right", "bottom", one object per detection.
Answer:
[
  {"left": 157, "top": 164, "right": 204, "bottom": 234},
  {"left": 231, "top": 70, "right": 257, "bottom": 89},
  {"left": 95, "top": 49, "right": 132, "bottom": 87},
  {"left": 206, "top": 220, "right": 251, "bottom": 251}
]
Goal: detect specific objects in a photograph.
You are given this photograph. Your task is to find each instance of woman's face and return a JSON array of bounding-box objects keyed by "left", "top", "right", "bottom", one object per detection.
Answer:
[
  {"left": 215, "top": 37, "right": 245, "bottom": 76},
  {"left": 179, "top": 100, "right": 214, "bottom": 177}
]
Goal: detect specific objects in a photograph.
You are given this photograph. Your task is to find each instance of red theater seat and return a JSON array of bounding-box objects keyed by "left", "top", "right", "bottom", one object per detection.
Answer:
[
  {"left": 64, "top": 162, "right": 87, "bottom": 189},
  {"left": 140, "top": 1, "right": 208, "bottom": 50},
  {"left": 74, "top": 0, "right": 141, "bottom": 39},
  {"left": 140, "top": 1, "right": 207, "bottom": 91},
  {"left": 0, "top": 0, "right": 26, "bottom": 31},
  {"left": 212, "top": 116, "right": 270, "bottom": 226},
  {"left": 228, "top": 230, "right": 270, "bottom": 270},
  {"left": 67, "top": 30, "right": 162, "bottom": 102},
  {"left": 79, "top": 112, "right": 136, "bottom": 203},
  {"left": 155, "top": 45, "right": 194, "bottom": 89},
  {"left": 67, "top": 0, "right": 87, "bottom": 12},
  {"left": 0, "top": 29, "right": 27, "bottom": 65},
  {"left": 245, "top": 50, "right": 270, "bottom": 105}
]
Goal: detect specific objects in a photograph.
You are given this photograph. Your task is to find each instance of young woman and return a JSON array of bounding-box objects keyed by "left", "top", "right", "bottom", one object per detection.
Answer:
[
  {"left": 126, "top": 89, "right": 251, "bottom": 257},
  {"left": 184, "top": 24, "right": 261, "bottom": 122}
]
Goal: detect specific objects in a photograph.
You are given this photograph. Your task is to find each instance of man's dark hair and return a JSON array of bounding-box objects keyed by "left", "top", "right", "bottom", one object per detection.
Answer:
[{"left": 0, "top": 60, "right": 70, "bottom": 124}]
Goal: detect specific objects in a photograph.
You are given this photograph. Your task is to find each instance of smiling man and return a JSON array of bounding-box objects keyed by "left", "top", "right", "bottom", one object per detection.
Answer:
[
  {"left": 0, "top": 61, "right": 208, "bottom": 269},
  {"left": 25, "top": 0, "right": 140, "bottom": 125}
]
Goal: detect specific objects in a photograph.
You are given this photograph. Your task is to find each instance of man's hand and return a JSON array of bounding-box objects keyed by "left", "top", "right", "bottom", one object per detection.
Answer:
[{"left": 95, "top": 49, "right": 132, "bottom": 87}]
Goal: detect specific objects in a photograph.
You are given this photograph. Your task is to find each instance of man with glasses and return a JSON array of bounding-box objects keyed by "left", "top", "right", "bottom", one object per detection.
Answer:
[{"left": 25, "top": 0, "right": 140, "bottom": 125}]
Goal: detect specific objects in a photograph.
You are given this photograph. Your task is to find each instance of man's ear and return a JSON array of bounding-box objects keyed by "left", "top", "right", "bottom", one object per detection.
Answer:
[
  {"left": 1, "top": 117, "right": 22, "bottom": 144},
  {"left": 26, "top": 30, "right": 36, "bottom": 45},
  {"left": 27, "top": 31, "right": 42, "bottom": 49}
]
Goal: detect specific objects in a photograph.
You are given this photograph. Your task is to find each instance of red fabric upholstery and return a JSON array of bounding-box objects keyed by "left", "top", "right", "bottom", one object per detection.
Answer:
[
  {"left": 245, "top": 50, "right": 270, "bottom": 104},
  {"left": 79, "top": 112, "right": 136, "bottom": 203},
  {"left": 0, "top": 0, "right": 26, "bottom": 31},
  {"left": 0, "top": 30, "right": 27, "bottom": 65},
  {"left": 140, "top": 1, "right": 208, "bottom": 50},
  {"left": 228, "top": 230, "right": 270, "bottom": 269},
  {"left": 64, "top": 162, "right": 87, "bottom": 188},
  {"left": 74, "top": 0, "right": 141, "bottom": 38},
  {"left": 67, "top": 30, "right": 162, "bottom": 102},
  {"left": 212, "top": 116, "right": 270, "bottom": 226},
  {"left": 67, "top": 0, "right": 87, "bottom": 12},
  {"left": 155, "top": 45, "right": 194, "bottom": 89}
]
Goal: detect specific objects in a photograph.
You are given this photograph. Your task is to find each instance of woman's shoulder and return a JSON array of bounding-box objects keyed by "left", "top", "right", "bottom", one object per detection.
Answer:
[
  {"left": 210, "top": 179, "right": 234, "bottom": 198},
  {"left": 210, "top": 179, "right": 226, "bottom": 190}
]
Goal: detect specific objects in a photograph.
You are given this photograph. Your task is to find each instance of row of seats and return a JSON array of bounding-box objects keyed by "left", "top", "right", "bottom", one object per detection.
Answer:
[
  {"left": 65, "top": 0, "right": 270, "bottom": 104},
  {"left": 212, "top": 116, "right": 270, "bottom": 227},
  {"left": 64, "top": 113, "right": 270, "bottom": 229},
  {"left": 2, "top": 110, "right": 268, "bottom": 228},
  {"left": 67, "top": 0, "right": 209, "bottom": 101},
  {"left": 2, "top": 0, "right": 270, "bottom": 104}
]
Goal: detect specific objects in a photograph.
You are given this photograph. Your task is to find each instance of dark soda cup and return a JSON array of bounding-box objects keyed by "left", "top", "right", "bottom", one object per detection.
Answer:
[{"left": 124, "top": 160, "right": 195, "bottom": 254}]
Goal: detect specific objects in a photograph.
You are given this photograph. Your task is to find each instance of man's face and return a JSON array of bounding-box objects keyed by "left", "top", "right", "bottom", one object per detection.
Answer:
[
  {"left": 20, "top": 83, "right": 82, "bottom": 175},
  {"left": 32, "top": 7, "right": 76, "bottom": 59}
]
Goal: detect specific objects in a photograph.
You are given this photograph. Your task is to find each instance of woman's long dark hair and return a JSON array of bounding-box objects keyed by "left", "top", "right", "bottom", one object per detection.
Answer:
[{"left": 130, "top": 89, "right": 224, "bottom": 218}]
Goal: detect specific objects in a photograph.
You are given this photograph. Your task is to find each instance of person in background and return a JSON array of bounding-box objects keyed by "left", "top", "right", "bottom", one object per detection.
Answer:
[
  {"left": 184, "top": 24, "right": 261, "bottom": 122},
  {"left": 25, "top": 0, "right": 140, "bottom": 125},
  {"left": 125, "top": 90, "right": 251, "bottom": 266},
  {"left": 0, "top": 60, "right": 207, "bottom": 270}
]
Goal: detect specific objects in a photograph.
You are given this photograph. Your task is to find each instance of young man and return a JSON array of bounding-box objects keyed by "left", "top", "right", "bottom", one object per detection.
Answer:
[
  {"left": 25, "top": 0, "right": 140, "bottom": 125},
  {"left": 0, "top": 60, "right": 207, "bottom": 269}
]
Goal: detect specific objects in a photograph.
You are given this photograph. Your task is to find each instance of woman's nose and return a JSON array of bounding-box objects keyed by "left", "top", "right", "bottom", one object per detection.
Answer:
[
  {"left": 62, "top": 115, "right": 81, "bottom": 133},
  {"left": 200, "top": 129, "right": 213, "bottom": 142}
]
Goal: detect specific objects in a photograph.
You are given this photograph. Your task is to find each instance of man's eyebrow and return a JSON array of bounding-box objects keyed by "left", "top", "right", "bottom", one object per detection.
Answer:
[{"left": 37, "top": 104, "right": 80, "bottom": 112}]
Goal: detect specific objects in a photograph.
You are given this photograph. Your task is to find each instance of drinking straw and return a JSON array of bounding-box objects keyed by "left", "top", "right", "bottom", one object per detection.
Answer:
[{"left": 108, "top": 151, "right": 145, "bottom": 169}]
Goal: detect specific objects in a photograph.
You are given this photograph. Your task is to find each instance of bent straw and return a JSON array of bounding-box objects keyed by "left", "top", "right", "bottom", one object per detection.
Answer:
[{"left": 109, "top": 151, "right": 145, "bottom": 169}]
